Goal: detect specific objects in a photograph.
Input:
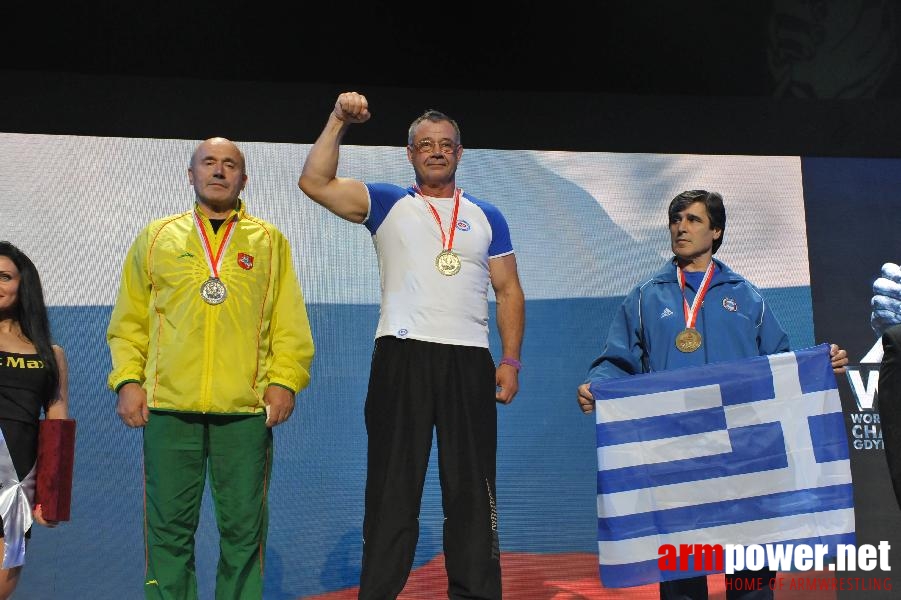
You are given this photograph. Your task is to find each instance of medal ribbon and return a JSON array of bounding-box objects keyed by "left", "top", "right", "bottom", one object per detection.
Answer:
[
  {"left": 193, "top": 210, "right": 237, "bottom": 280},
  {"left": 414, "top": 185, "right": 461, "bottom": 252},
  {"left": 677, "top": 261, "right": 716, "bottom": 329}
]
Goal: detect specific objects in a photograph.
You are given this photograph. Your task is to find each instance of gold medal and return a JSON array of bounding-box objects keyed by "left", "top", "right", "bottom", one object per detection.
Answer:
[
  {"left": 416, "top": 185, "right": 464, "bottom": 277},
  {"left": 435, "top": 250, "right": 462, "bottom": 276},
  {"left": 200, "top": 277, "right": 227, "bottom": 305},
  {"left": 675, "top": 328, "right": 702, "bottom": 353}
]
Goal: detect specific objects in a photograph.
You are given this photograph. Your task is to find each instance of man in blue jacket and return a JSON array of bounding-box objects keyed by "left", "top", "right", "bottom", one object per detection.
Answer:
[{"left": 577, "top": 189, "right": 848, "bottom": 600}]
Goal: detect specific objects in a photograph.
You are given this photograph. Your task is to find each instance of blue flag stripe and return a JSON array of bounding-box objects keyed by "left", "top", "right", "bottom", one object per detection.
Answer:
[
  {"left": 597, "top": 407, "right": 726, "bottom": 446},
  {"left": 598, "top": 483, "right": 853, "bottom": 542},
  {"left": 598, "top": 422, "right": 787, "bottom": 493},
  {"left": 796, "top": 346, "right": 838, "bottom": 393},
  {"left": 809, "top": 412, "right": 851, "bottom": 463}
]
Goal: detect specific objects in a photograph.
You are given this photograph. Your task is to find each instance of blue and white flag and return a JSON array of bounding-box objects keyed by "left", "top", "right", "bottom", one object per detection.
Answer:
[{"left": 590, "top": 344, "right": 855, "bottom": 588}]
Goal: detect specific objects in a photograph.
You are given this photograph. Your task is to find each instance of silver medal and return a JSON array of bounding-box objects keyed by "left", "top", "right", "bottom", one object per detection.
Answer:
[{"left": 200, "top": 277, "right": 227, "bottom": 305}]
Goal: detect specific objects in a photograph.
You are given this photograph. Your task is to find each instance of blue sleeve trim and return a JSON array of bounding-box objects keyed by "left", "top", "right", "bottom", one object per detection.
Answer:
[
  {"left": 364, "top": 183, "right": 412, "bottom": 234},
  {"left": 465, "top": 193, "right": 513, "bottom": 257}
]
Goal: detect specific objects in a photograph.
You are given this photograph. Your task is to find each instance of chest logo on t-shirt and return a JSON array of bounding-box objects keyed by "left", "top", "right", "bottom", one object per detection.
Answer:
[
  {"left": 722, "top": 297, "right": 738, "bottom": 312},
  {"left": 237, "top": 253, "right": 254, "bottom": 270},
  {"left": 1, "top": 356, "right": 44, "bottom": 369},
  {"left": 455, "top": 219, "right": 471, "bottom": 232}
]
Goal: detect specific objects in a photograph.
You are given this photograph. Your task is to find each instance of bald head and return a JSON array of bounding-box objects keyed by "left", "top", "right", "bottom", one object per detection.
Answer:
[
  {"left": 188, "top": 137, "right": 248, "bottom": 218},
  {"left": 190, "top": 137, "right": 246, "bottom": 174}
]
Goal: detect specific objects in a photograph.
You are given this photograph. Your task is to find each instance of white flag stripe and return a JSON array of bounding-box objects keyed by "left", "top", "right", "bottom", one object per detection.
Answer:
[
  {"left": 597, "top": 508, "right": 855, "bottom": 566},
  {"left": 598, "top": 459, "right": 852, "bottom": 518},
  {"left": 724, "top": 390, "right": 841, "bottom": 428},
  {"left": 768, "top": 352, "right": 802, "bottom": 398},
  {"left": 596, "top": 384, "right": 724, "bottom": 425},
  {"left": 597, "top": 431, "right": 732, "bottom": 470}
]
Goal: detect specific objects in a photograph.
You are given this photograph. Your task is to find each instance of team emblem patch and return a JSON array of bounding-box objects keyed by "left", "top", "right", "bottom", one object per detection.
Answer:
[
  {"left": 456, "top": 219, "right": 471, "bottom": 232},
  {"left": 237, "top": 253, "right": 254, "bottom": 270},
  {"left": 722, "top": 297, "right": 738, "bottom": 312}
]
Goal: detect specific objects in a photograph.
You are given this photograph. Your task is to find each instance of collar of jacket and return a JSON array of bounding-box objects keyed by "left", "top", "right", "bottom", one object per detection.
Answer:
[
  {"left": 192, "top": 198, "right": 246, "bottom": 223},
  {"left": 652, "top": 257, "right": 743, "bottom": 285}
]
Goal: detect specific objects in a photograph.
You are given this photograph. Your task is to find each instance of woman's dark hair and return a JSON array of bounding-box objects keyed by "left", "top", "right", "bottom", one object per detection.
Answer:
[
  {"left": 0, "top": 241, "right": 59, "bottom": 400},
  {"left": 668, "top": 190, "right": 726, "bottom": 255}
]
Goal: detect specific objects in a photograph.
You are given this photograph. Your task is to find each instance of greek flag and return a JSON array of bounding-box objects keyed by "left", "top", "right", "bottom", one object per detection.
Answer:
[{"left": 590, "top": 344, "right": 855, "bottom": 588}]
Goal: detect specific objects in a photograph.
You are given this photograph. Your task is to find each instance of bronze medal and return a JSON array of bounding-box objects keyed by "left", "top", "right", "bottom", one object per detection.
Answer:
[
  {"left": 675, "top": 262, "right": 716, "bottom": 353},
  {"left": 435, "top": 250, "right": 462, "bottom": 276},
  {"left": 200, "top": 277, "right": 227, "bottom": 305},
  {"left": 675, "top": 327, "right": 702, "bottom": 353}
]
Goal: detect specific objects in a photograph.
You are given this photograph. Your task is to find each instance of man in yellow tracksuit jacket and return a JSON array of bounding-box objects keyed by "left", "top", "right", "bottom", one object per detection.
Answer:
[{"left": 107, "top": 137, "right": 315, "bottom": 600}]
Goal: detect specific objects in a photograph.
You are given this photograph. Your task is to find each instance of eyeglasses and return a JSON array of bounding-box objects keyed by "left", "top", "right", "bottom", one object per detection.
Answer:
[{"left": 410, "top": 138, "right": 459, "bottom": 154}]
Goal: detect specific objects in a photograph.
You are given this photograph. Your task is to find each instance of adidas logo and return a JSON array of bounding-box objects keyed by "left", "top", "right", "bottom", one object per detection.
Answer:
[{"left": 660, "top": 307, "right": 674, "bottom": 318}]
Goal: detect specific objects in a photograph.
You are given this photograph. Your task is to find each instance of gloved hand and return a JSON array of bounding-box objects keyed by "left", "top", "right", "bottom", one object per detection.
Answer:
[{"left": 872, "top": 262, "right": 901, "bottom": 337}]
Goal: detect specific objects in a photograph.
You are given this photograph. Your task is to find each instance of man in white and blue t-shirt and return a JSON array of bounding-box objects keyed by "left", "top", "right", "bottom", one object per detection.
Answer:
[{"left": 300, "top": 91, "right": 524, "bottom": 600}]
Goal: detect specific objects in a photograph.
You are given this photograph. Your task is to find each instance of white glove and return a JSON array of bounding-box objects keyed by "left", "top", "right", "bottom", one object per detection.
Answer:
[{"left": 872, "top": 262, "right": 901, "bottom": 337}]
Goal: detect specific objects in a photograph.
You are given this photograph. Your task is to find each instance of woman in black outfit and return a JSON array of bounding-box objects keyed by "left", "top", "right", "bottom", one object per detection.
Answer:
[{"left": 0, "top": 241, "right": 69, "bottom": 598}]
